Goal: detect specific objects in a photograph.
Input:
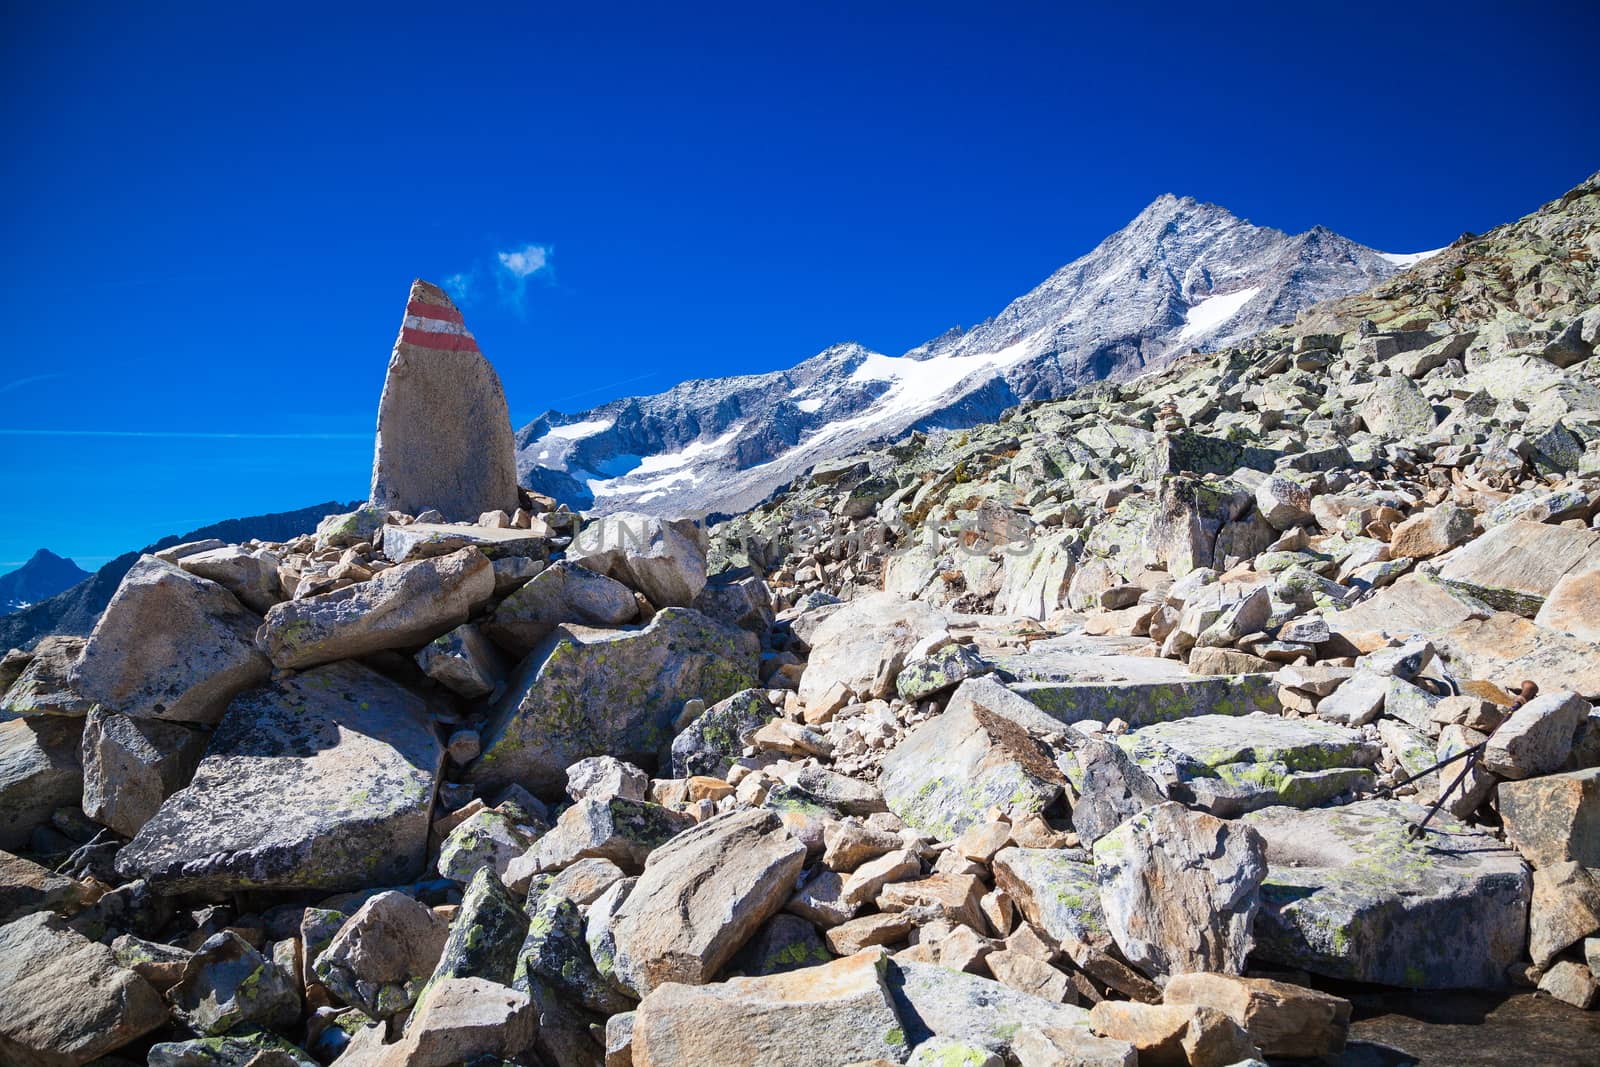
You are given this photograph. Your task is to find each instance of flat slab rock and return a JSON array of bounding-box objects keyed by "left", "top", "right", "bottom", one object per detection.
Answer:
[
  {"left": 117, "top": 660, "right": 443, "bottom": 894},
  {"left": 1242, "top": 799, "right": 1530, "bottom": 989},
  {"left": 1115, "top": 713, "right": 1379, "bottom": 816},
  {"left": 1438, "top": 611, "right": 1600, "bottom": 700},
  {"left": 1013, "top": 673, "right": 1279, "bottom": 728},
  {"left": 1434, "top": 520, "right": 1600, "bottom": 616},
  {"left": 797, "top": 592, "right": 949, "bottom": 705},
  {"left": 630, "top": 947, "right": 909, "bottom": 1067},
  {"left": 468, "top": 607, "right": 756, "bottom": 794},
  {"left": 879, "top": 677, "right": 1074, "bottom": 839}
]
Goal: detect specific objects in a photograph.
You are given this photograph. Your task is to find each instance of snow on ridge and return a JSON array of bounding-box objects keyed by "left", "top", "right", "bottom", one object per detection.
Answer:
[
  {"left": 536, "top": 418, "right": 615, "bottom": 441},
  {"left": 1378, "top": 247, "right": 1448, "bottom": 268},
  {"left": 795, "top": 397, "right": 823, "bottom": 413},
  {"left": 1177, "top": 286, "right": 1262, "bottom": 343}
]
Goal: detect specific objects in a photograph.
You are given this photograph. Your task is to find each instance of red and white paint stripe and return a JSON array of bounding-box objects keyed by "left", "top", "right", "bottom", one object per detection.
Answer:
[{"left": 399, "top": 299, "right": 479, "bottom": 351}]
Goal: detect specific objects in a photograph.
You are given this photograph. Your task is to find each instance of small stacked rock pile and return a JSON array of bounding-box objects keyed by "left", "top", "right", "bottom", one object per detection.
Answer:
[{"left": 0, "top": 176, "right": 1599, "bottom": 1066}]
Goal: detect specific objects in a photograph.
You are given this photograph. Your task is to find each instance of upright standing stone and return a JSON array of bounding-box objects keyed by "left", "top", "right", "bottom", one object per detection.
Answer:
[{"left": 369, "top": 279, "right": 520, "bottom": 520}]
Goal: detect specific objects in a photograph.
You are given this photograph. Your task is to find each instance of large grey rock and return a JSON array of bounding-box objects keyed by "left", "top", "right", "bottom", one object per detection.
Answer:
[
  {"left": 0, "top": 716, "right": 83, "bottom": 850},
  {"left": 992, "top": 846, "right": 1111, "bottom": 950},
  {"left": 380, "top": 521, "right": 549, "bottom": 564},
  {"left": 1434, "top": 520, "right": 1600, "bottom": 616},
  {"left": 1093, "top": 802, "right": 1266, "bottom": 978},
  {"left": 1361, "top": 375, "right": 1438, "bottom": 438},
  {"left": 368, "top": 279, "right": 521, "bottom": 520},
  {"left": 670, "top": 688, "right": 781, "bottom": 778},
  {"left": 1013, "top": 674, "right": 1279, "bottom": 728},
  {"left": 256, "top": 546, "right": 495, "bottom": 670},
  {"left": 427, "top": 867, "right": 527, "bottom": 989},
  {"left": 150, "top": 1030, "right": 318, "bottom": 1067},
  {"left": 172, "top": 931, "right": 300, "bottom": 1036},
  {"left": 1114, "top": 713, "right": 1378, "bottom": 816},
  {"left": 485, "top": 560, "right": 638, "bottom": 655},
  {"left": 514, "top": 887, "right": 632, "bottom": 1014},
  {"left": 468, "top": 607, "right": 755, "bottom": 793},
  {"left": 414, "top": 623, "right": 504, "bottom": 700},
  {"left": 885, "top": 960, "right": 1129, "bottom": 1064},
  {"left": 117, "top": 660, "right": 442, "bottom": 894},
  {"left": 0, "top": 912, "right": 167, "bottom": 1066},
  {"left": 80, "top": 707, "right": 207, "bottom": 838},
  {"left": 797, "top": 592, "right": 949, "bottom": 705},
  {"left": 1070, "top": 737, "right": 1167, "bottom": 844},
  {"left": 608, "top": 808, "right": 806, "bottom": 997},
  {"left": 1243, "top": 800, "right": 1530, "bottom": 988},
  {"left": 630, "top": 947, "right": 910, "bottom": 1067},
  {"left": 368, "top": 976, "right": 536, "bottom": 1067},
  {"left": 0, "top": 636, "right": 94, "bottom": 717},
  {"left": 526, "top": 796, "right": 694, "bottom": 875},
  {"left": 71, "top": 556, "right": 270, "bottom": 724},
  {"left": 1482, "top": 689, "right": 1590, "bottom": 779},
  {"left": 314, "top": 891, "right": 449, "bottom": 1019},
  {"left": 177, "top": 544, "right": 283, "bottom": 614},
  {"left": 879, "top": 677, "right": 1074, "bottom": 839},
  {"left": 567, "top": 511, "right": 709, "bottom": 607}
]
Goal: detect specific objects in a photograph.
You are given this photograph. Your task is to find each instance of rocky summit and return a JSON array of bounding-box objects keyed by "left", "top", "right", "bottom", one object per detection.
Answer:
[{"left": 2, "top": 172, "right": 1600, "bottom": 1067}]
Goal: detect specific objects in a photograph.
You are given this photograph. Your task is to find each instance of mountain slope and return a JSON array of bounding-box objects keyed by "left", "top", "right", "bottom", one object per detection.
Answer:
[
  {"left": 518, "top": 195, "right": 1415, "bottom": 517},
  {"left": 0, "top": 549, "right": 91, "bottom": 614}
]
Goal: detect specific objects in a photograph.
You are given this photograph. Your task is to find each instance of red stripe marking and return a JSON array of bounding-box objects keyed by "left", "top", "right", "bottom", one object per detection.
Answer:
[
  {"left": 400, "top": 327, "right": 479, "bottom": 351},
  {"left": 405, "top": 300, "right": 464, "bottom": 324}
]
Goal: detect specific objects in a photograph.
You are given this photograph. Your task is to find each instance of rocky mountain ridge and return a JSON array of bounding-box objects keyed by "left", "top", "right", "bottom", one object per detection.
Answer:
[
  {"left": 1, "top": 172, "right": 1599, "bottom": 1066},
  {"left": 518, "top": 195, "right": 1416, "bottom": 519}
]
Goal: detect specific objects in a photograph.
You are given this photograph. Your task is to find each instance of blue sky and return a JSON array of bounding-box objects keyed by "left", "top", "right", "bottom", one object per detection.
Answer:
[{"left": 2, "top": 1, "right": 1597, "bottom": 575}]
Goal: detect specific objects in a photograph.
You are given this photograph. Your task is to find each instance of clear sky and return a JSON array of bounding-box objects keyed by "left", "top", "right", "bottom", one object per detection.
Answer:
[{"left": 3, "top": 1, "right": 1597, "bottom": 574}]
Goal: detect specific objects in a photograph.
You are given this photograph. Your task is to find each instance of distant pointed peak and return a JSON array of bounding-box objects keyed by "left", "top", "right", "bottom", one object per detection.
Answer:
[{"left": 397, "top": 278, "right": 478, "bottom": 353}]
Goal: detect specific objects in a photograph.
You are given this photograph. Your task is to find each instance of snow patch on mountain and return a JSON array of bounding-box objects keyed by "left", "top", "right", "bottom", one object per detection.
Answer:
[
  {"left": 1177, "top": 286, "right": 1262, "bottom": 342},
  {"left": 1379, "top": 247, "right": 1448, "bottom": 267}
]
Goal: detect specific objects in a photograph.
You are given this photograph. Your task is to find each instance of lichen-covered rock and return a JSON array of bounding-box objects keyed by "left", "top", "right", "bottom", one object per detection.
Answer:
[
  {"left": 567, "top": 511, "right": 710, "bottom": 608},
  {"left": 1070, "top": 737, "right": 1167, "bottom": 844},
  {"left": 896, "top": 642, "right": 991, "bottom": 702},
  {"left": 368, "top": 279, "right": 521, "bottom": 520},
  {"left": 117, "top": 660, "right": 442, "bottom": 894},
  {"left": 1361, "top": 375, "right": 1438, "bottom": 438},
  {"left": 0, "top": 912, "right": 166, "bottom": 1066},
  {"left": 993, "top": 846, "right": 1110, "bottom": 950},
  {"left": 484, "top": 560, "right": 638, "bottom": 656},
  {"left": 515, "top": 887, "right": 633, "bottom": 1014},
  {"left": 609, "top": 808, "right": 806, "bottom": 997},
  {"left": 1113, "top": 713, "right": 1378, "bottom": 816},
  {"left": 1498, "top": 767, "right": 1600, "bottom": 868},
  {"left": 149, "top": 1030, "right": 320, "bottom": 1067},
  {"left": 256, "top": 546, "right": 495, "bottom": 670},
  {"left": 0, "top": 716, "right": 83, "bottom": 850},
  {"left": 723, "top": 912, "right": 833, "bottom": 977},
  {"left": 1093, "top": 802, "right": 1266, "bottom": 978},
  {"left": 426, "top": 867, "right": 526, "bottom": 990},
  {"left": 80, "top": 707, "right": 207, "bottom": 838},
  {"left": 1013, "top": 674, "right": 1279, "bottom": 728},
  {"left": 171, "top": 931, "right": 300, "bottom": 1036},
  {"left": 314, "top": 891, "right": 449, "bottom": 1019},
  {"left": 797, "top": 592, "right": 949, "bottom": 705},
  {"left": 468, "top": 607, "right": 756, "bottom": 793},
  {"left": 526, "top": 796, "right": 695, "bottom": 875},
  {"left": 436, "top": 807, "right": 542, "bottom": 883},
  {"left": 630, "top": 948, "right": 910, "bottom": 1067},
  {"left": 879, "top": 677, "right": 1073, "bottom": 840},
  {"left": 670, "top": 688, "right": 781, "bottom": 778},
  {"left": 71, "top": 556, "right": 270, "bottom": 724},
  {"left": 1243, "top": 800, "right": 1530, "bottom": 988}
]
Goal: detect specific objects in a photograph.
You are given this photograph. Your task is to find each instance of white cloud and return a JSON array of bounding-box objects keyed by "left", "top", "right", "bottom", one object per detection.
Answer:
[
  {"left": 497, "top": 244, "right": 551, "bottom": 278},
  {"left": 442, "top": 271, "right": 477, "bottom": 303}
]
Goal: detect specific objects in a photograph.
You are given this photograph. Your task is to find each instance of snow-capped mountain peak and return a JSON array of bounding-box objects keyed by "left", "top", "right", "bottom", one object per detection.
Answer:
[{"left": 517, "top": 195, "right": 1407, "bottom": 517}]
